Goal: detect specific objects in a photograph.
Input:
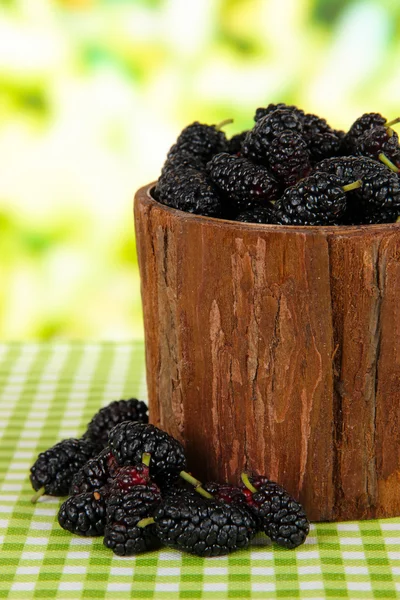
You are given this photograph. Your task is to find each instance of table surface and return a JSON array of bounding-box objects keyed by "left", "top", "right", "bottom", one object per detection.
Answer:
[{"left": 1, "top": 341, "right": 400, "bottom": 600}]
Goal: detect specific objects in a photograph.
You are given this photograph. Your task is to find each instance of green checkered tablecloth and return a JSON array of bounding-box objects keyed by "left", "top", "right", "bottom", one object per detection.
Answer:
[{"left": 1, "top": 342, "right": 400, "bottom": 600}]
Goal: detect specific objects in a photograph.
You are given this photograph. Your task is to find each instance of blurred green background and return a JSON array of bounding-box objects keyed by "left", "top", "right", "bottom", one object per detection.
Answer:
[{"left": 1, "top": 0, "right": 399, "bottom": 340}]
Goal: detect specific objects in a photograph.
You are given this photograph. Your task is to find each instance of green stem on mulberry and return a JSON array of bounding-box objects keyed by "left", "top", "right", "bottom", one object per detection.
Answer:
[
  {"left": 137, "top": 517, "right": 155, "bottom": 528},
  {"left": 385, "top": 117, "right": 400, "bottom": 128},
  {"left": 216, "top": 119, "right": 234, "bottom": 131},
  {"left": 379, "top": 153, "right": 399, "bottom": 173},
  {"left": 342, "top": 180, "right": 362, "bottom": 193},
  {"left": 179, "top": 471, "right": 214, "bottom": 499},
  {"left": 31, "top": 487, "right": 45, "bottom": 504},
  {"left": 142, "top": 452, "right": 151, "bottom": 467},
  {"left": 241, "top": 473, "right": 257, "bottom": 494}
]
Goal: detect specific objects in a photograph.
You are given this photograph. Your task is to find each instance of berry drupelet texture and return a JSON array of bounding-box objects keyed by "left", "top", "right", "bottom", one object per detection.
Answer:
[
  {"left": 235, "top": 205, "right": 276, "bottom": 224},
  {"left": 241, "top": 475, "right": 309, "bottom": 549},
  {"left": 314, "top": 156, "right": 400, "bottom": 221},
  {"left": 342, "top": 112, "right": 387, "bottom": 153},
  {"left": 267, "top": 131, "right": 311, "bottom": 186},
  {"left": 30, "top": 438, "right": 98, "bottom": 497},
  {"left": 109, "top": 422, "right": 187, "bottom": 486},
  {"left": 58, "top": 489, "right": 107, "bottom": 537},
  {"left": 152, "top": 491, "right": 256, "bottom": 557},
  {"left": 356, "top": 158, "right": 400, "bottom": 213},
  {"left": 274, "top": 173, "right": 347, "bottom": 225},
  {"left": 70, "top": 447, "right": 118, "bottom": 496},
  {"left": 242, "top": 109, "right": 304, "bottom": 165},
  {"left": 354, "top": 126, "right": 400, "bottom": 166},
  {"left": 84, "top": 398, "right": 148, "bottom": 449},
  {"left": 111, "top": 464, "right": 152, "bottom": 492},
  {"left": 104, "top": 484, "right": 162, "bottom": 555},
  {"left": 313, "top": 156, "right": 360, "bottom": 185},
  {"left": 160, "top": 148, "right": 205, "bottom": 176},
  {"left": 254, "top": 103, "right": 304, "bottom": 122},
  {"left": 203, "top": 482, "right": 248, "bottom": 507},
  {"left": 155, "top": 167, "right": 222, "bottom": 217},
  {"left": 168, "top": 121, "right": 228, "bottom": 165},
  {"left": 206, "top": 152, "right": 280, "bottom": 212}
]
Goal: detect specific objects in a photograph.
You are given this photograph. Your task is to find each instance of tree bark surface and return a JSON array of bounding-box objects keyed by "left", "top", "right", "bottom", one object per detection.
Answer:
[{"left": 134, "top": 183, "right": 400, "bottom": 521}]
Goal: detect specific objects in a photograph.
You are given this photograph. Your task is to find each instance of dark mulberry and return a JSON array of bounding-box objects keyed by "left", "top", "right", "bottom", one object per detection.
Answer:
[
  {"left": 109, "top": 422, "right": 187, "bottom": 487},
  {"left": 235, "top": 205, "right": 277, "bottom": 224},
  {"left": 58, "top": 489, "right": 107, "bottom": 537},
  {"left": 356, "top": 157, "right": 400, "bottom": 213},
  {"left": 104, "top": 484, "right": 162, "bottom": 555},
  {"left": 161, "top": 149, "right": 204, "bottom": 176},
  {"left": 342, "top": 112, "right": 387, "bottom": 152},
  {"left": 206, "top": 152, "right": 280, "bottom": 213},
  {"left": 275, "top": 172, "right": 347, "bottom": 225},
  {"left": 313, "top": 156, "right": 360, "bottom": 185},
  {"left": 84, "top": 398, "right": 148, "bottom": 448},
  {"left": 241, "top": 474, "right": 309, "bottom": 549},
  {"left": 168, "top": 121, "right": 228, "bottom": 164},
  {"left": 242, "top": 109, "right": 304, "bottom": 165},
  {"left": 203, "top": 482, "right": 248, "bottom": 507},
  {"left": 267, "top": 130, "right": 311, "bottom": 186},
  {"left": 70, "top": 447, "right": 118, "bottom": 496},
  {"left": 254, "top": 103, "right": 304, "bottom": 122},
  {"left": 151, "top": 491, "right": 256, "bottom": 557},
  {"left": 30, "top": 438, "right": 98, "bottom": 498},
  {"left": 354, "top": 126, "right": 400, "bottom": 168},
  {"left": 314, "top": 156, "right": 400, "bottom": 221},
  {"left": 155, "top": 167, "right": 222, "bottom": 217}
]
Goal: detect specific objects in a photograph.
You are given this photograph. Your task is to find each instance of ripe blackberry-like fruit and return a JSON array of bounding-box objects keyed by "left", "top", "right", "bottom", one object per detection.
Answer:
[
  {"left": 242, "top": 109, "right": 304, "bottom": 165},
  {"left": 30, "top": 438, "right": 98, "bottom": 502},
  {"left": 361, "top": 209, "right": 399, "bottom": 224},
  {"left": 235, "top": 205, "right": 277, "bottom": 224},
  {"left": 308, "top": 131, "right": 343, "bottom": 162},
  {"left": 313, "top": 156, "right": 360, "bottom": 185},
  {"left": 342, "top": 112, "right": 387, "bottom": 152},
  {"left": 206, "top": 152, "right": 280, "bottom": 212},
  {"left": 155, "top": 167, "right": 222, "bottom": 217},
  {"left": 143, "top": 491, "right": 256, "bottom": 557},
  {"left": 274, "top": 173, "right": 349, "bottom": 225},
  {"left": 267, "top": 131, "right": 311, "bottom": 186},
  {"left": 161, "top": 149, "right": 204, "bottom": 176},
  {"left": 241, "top": 474, "right": 309, "bottom": 549},
  {"left": 228, "top": 131, "right": 248, "bottom": 154},
  {"left": 356, "top": 158, "right": 400, "bottom": 213},
  {"left": 254, "top": 103, "right": 304, "bottom": 122},
  {"left": 109, "top": 422, "right": 187, "bottom": 486},
  {"left": 84, "top": 398, "right": 148, "bottom": 448},
  {"left": 104, "top": 484, "right": 162, "bottom": 555},
  {"left": 315, "top": 156, "right": 400, "bottom": 221},
  {"left": 167, "top": 121, "right": 228, "bottom": 165},
  {"left": 202, "top": 482, "right": 248, "bottom": 507},
  {"left": 354, "top": 126, "right": 400, "bottom": 170},
  {"left": 58, "top": 489, "right": 107, "bottom": 537},
  {"left": 111, "top": 462, "right": 152, "bottom": 491},
  {"left": 70, "top": 447, "right": 118, "bottom": 496}
]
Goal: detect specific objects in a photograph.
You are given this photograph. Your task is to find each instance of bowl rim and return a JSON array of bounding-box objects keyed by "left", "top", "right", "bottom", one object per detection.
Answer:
[{"left": 136, "top": 182, "right": 400, "bottom": 236}]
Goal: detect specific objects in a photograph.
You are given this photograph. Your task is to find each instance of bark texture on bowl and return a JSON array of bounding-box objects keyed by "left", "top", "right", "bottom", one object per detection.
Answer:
[{"left": 134, "top": 183, "right": 400, "bottom": 522}]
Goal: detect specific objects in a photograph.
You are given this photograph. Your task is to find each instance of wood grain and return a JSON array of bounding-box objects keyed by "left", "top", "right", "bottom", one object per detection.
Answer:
[{"left": 134, "top": 183, "right": 400, "bottom": 522}]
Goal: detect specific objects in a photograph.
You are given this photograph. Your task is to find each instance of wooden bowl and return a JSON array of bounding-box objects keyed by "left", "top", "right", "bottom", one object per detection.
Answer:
[{"left": 134, "top": 182, "right": 400, "bottom": 522}]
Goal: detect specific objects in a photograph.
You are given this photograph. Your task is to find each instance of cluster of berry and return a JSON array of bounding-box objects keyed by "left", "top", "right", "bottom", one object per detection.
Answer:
[
  {"left": 154, "top": 105, "right": 400, "bottom": 225},
  {"left": 30, "top": 399, "right": 309, "bottom": 556}
]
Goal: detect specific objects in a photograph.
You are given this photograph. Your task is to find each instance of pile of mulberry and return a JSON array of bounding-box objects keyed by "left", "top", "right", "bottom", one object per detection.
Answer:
[
  {"left": 41, "top": 397, "right": 310, "bottom": 557},
  {"left": 84, "top": 398, "right": 148, "bottom": 448},
  {"left": 155, "top": 104, "right": 400, "bottom": 225}
]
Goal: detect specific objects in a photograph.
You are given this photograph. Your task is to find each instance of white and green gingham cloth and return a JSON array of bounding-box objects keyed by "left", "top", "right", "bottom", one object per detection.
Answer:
[{"left": 1, "top": 342, "right": 400, "bottom": 599}]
